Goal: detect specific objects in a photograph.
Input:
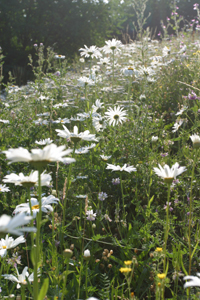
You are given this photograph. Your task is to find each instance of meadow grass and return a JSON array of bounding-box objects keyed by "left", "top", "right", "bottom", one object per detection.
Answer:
[{"left": 0, "top": 23, "right": 200, "bottom": 300}]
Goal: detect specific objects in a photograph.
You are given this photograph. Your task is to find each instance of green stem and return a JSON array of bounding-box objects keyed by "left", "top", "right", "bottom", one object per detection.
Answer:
[
  {"left": 112, "top": 49, "right": 115, "bottom": 104},
  {"left": 162, "top": 183, "right": 171, "bottom": 300},
  {"left": 188, "top": 149, "right": 197, "bottom": 275},
  {"left": 85, "top": 261, "right": 88, "bottom": 299},
  {"left": 33, "top": 168, "right": 42, "bottom": 300},
  {"left": 120, "top": 173, "right": 125, "bottom": 221},
  {"left": 61, "top": 144, "right": 76, "bottom": 252},
  {"left": 61, "top": 258, "right": 70, "bottom": 300}
]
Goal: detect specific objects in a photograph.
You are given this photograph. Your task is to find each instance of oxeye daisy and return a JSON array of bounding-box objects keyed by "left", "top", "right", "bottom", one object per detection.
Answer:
[
  {"left": 2, "top": 266, "right": 40, "bottom": 289},
  {"left": 13, "top": 195, "right": 59, "bottom": 217},
  {"left": 153, "top": 163, "right": 187, "bottom": 184},
  {"left": 190, "top": 134, "right": 200, "bottom": 149},
  {"left": 105, "top": 106, "right": 127, "bottom": 126},
  {"left": 0, "top": 184, "right": 10, "bottom": 192},
  {"left": 0, "top": 235, "right": 26, "bottom": 257}
]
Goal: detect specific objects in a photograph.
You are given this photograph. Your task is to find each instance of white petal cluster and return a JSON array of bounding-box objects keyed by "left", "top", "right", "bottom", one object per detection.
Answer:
[
  {"left": 56, "top": 125, "right": 98, "bottom": 142},
  {"left": 3, "top": 144, "right": 73, "bottom": 164},
  {"left": 14, "top": 195, "right": 59, "bottom": 217},
  {"left": 0, "top": 213, "right": 36, "bottom": 236},
  {"left": 105, "top": 106, "right": 127, "bottom": 126},
  {"left": 153, "top": 163, "right": 187, "bottom": 182},
  {"left": 190, "top": 134, "right": 200, "bottom": 149},
  {"left": 2, "top": 266, "right": 39, "bottom": 289},
  {"left": 106, "top": 163, "right": 137, "bottom": 173},
  {"left": 0, "top": 235, "right": 26, "bottom": 257},
  {"left": 183, "top": 273, "right": 200, "bottom": 288},
  {"left": 79, "top": 45, "right": 102, "bottom": 59},
  {"left": 3, "top": 170, "right": 52, "bottom": 186}
]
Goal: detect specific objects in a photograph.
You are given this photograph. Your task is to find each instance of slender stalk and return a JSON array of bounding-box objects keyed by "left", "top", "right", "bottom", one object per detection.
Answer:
[
  {"left": 33, "top": 168, "right": 42, "bottom": 300},
  {"left": 61, "top": 144, "right": 76, "bottom": 252},
  {"left": 112, "top": 49, "right": 115, "bottom": 104},
  {"left": 85, "top": 261, "right": 88, "bottom": 299},
  {"left": 162, "top": 183, "right": 171, "bottom": 300},
  {"left": 188, "top": 149, "right": 197, "bottom": 275},
  {"left": 61, "top": 258, "right": 70, "bottom": 300},
  {"left": 120, "top": 173, "right": 125, "bottom": 221}
]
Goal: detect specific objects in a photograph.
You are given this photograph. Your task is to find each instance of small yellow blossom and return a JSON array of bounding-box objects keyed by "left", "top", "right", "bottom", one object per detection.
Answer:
[
  {"left": 158, "top": 282, "right": 161, "bottom": 287},
  {"left": 124, "top": 260, "right": 132, "bottom": 265},
  {"left": 120, "top": 267, "right": 132, "bottom": 273},
  {"left": 157, "top": 273, "right": 166, "bottom": 279},
  {"left": 155, "top": 247, "right": 163, "bottom": 252}
]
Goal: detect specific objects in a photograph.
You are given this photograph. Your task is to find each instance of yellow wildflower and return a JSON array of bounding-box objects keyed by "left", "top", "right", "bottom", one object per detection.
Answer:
[
  {"left": 157, "top": 273, "right": 166, "bottom": 279},
  {"left": 119, "top": 267, "right": 132, "bottom": 273},
  {"left": 155, "top": 247, "right": 163, "bottom": 252},
  {"left": 124, "top": 260, "right": 132, "bottom": 265}
]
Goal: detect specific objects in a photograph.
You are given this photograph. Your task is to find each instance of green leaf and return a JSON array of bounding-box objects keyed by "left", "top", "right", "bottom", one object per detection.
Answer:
[{"left": 38, "top": 278, "right": 49, "bottom": 300}]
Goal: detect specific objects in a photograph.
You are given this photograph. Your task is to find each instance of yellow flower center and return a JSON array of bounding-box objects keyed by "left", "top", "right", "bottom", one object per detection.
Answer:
[
  {"left": 128, "top": 67, "right": 133, "bottom": 70},
  {"left": 2, "top": 246, "right": 7, "bottom": 249},
  {"left": 32, "top": 205, "right": 39, "bottom": 210}
]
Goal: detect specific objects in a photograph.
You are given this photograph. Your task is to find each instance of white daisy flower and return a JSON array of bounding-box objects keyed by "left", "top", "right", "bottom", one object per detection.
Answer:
[
  {"left": 0, "top": 184, "right": 10, "bottom": 192},
  {"left": 13, "top": 195, "right": 59, "bottom": 217},
  {"left": 184, "top": 273, "right": 200, "bottom": 288},
  {"left": 3, "top": 144, "right": 73, "bottom": 167},
  {"left": 77, "top": 76, "right": 94, "bottom": 87},
  {"left": 153, "top": 163, "right": 187, "bottom": 184},
  {"left": 3, "top": 170, "right": 52, "bottom": 187},
  {"left": 35, "top": 138, "right": 53, "bottom": 145},
  {"left": 190, "top": 134, "right": 200, "bottom": 149},
  {"left": 172, "top": 119, "right": 184, "bottom": 133},
  {"left": 105, "top": 106, "right": 127, "bottom": 126},
  {"left": 79, "top": 45, "right": 102, "bottom": 59},
  {"left": 106, "top": 163, "right": 137, "bottom": 173},
  {"left": 55, "top": 54, "right": 65, "bottom": 59},
  {"left": 0, "top": 235, "right": 26, "bottom": 257},
  {"left": 56, "top": 125, "right": 98, "bottom": 143},
  {"left": 102, "top": 39, "right": 122, "bottom": 53},
  {"left": 100, "top": 155, "right": 112, "bottom": 162},
  {"left": 0, "top": 213, "right": 36, "bottom": 236},
  {"left": 2, "top": 266, "right": 39, "bottom": 289}
]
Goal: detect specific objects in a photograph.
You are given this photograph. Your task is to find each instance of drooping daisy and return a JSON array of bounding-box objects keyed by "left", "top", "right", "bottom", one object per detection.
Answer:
[
  {"left": 0, "top": 184, "right": 10, "bottom": 192},
  {"left": 0, "top": 213, "right": 36, "bottom": 236},
  {"left": 106, "top": 163, "right": 137, "bottom": 173},
  {"left": 2, "top": 266, "right": 39, "bottom": 289},
  {"left": 13, "top": 195, "right": 59, "bottom": 217},
  {"left": 105, "top": 106, "right": 127, "bottom": 126},
  {"left": 190, "top": 134, "right": 200, "bottom": 149},
  {"left": 153, "top": 163, "right": 187, "bottom": 184},
  {"left": 3, "top": 170, "right": 52, "bottom": 187},
  {"left": 56, "top": 125, "right": 98, "bottom": 143},
  {"left": 0, "top": 235, "right": 26, "bottom": 257}
]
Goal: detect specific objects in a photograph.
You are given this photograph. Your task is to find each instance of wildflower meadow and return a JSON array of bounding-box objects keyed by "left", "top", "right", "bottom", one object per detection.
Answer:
[{"left": 1, "top": 2, "right": 200, "bottom": 300}]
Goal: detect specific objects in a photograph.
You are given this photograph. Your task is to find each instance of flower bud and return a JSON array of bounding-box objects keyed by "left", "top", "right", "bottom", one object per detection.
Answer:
[
  {"left": 84, "top": 249, "right": 91, "bottom": 260},
  {"left": 63, "top": 249, "right": 73, "bottom": 259}
]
